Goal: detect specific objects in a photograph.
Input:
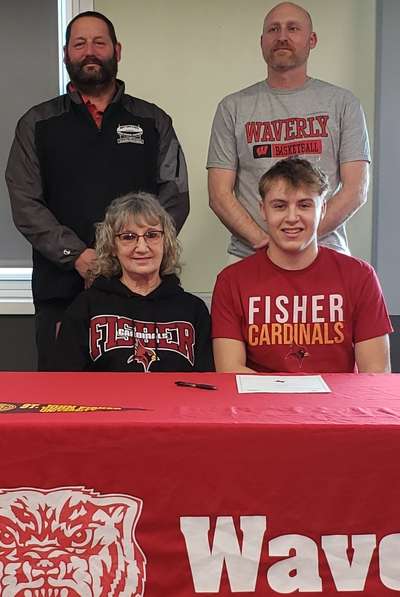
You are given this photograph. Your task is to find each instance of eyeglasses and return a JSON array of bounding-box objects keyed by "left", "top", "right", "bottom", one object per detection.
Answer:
[{"left": 115, "top": 230, "right": 164, "bottom": 245}]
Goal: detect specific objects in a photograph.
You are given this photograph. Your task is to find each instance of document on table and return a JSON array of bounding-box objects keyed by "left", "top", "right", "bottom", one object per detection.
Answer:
[{"left": 236, "top": 375, "right": 331, "bottom": 394}]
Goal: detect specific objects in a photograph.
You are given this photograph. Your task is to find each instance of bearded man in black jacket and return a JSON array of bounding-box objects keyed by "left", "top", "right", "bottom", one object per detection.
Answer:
[{"left": 6, "top": 11, "right": 189, "bottom": 370}]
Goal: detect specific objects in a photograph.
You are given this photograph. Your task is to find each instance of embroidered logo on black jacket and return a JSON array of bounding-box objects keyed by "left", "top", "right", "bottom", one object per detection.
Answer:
[
  {"left": 89, "top": 316, "right": 195, "bottom": 370},
  {"left": 116, "top": 123, "right": 145, "bottom": 144}
]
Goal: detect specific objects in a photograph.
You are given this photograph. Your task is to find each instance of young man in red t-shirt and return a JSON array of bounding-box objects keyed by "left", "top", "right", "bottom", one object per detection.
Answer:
[{"left": 211, "top": 158, "right": 392, "bottom": 373}]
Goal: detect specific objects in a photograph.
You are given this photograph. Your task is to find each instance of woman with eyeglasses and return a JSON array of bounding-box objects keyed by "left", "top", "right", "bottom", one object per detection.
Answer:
[{"left": 52, "top": 192, "right": 213, "bottom": 372}]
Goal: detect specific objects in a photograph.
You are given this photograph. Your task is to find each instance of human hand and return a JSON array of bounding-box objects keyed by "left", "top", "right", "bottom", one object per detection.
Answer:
[{"left": 74, "top": 248, "right": 97, "bottom": 288}]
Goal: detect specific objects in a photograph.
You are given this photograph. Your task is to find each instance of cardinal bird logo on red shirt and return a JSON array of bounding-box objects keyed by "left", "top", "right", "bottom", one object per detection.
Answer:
[
  {"left": 127, "top": 340, "right": 159, "bottom": 372},
  {"left": 285, "top": 342, "right": 310, "bottom": 369}
]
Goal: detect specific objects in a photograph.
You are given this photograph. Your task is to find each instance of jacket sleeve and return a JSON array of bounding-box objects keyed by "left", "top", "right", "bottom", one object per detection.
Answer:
[
  {"left": 193, "top": 299, "right": 215, "bottom": 372},
  {"left": 5, "top": 110, "right": 87, "bottom": 270},
  {"left": 156, "top": 110, "right": 189, "bottom": 233},
  {"left": 50, "top": 294, "right": 92, "bottom": 371}
]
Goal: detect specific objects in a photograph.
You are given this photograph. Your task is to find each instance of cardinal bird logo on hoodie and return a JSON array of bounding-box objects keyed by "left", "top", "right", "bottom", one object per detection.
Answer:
[
  {"left": 128, "top": 339, "right": 159, "bottom": 372},
  {"left": 89, "top": 316, "right": 195, "bottom": 370}
]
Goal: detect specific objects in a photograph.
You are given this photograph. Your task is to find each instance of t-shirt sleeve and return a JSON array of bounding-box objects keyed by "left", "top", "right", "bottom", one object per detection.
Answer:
[
  {"left": 211, "top": 269, "right": 244, "bottom": 341},
  {"left": 206, "top": 98, "right": 238, "bottom": 170},
  {"left": 339, "top": 92, "right": 371, "bottom": 164},
  {"left": 353, "top": 266, "right": 393, "bottom": 343}
]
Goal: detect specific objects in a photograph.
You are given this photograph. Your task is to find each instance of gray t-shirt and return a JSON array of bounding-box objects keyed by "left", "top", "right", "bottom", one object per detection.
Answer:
[{"left": 207, "top": 78, "right": 370, "bottom": 258}]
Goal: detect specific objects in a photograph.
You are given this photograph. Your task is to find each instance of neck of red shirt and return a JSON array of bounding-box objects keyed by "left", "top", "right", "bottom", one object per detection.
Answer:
[{"left": 69, "top": 82, "right": 117, "bottom": 127}]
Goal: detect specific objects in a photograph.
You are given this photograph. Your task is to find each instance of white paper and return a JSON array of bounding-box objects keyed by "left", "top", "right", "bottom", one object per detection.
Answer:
[{"left": 236, "top": 375, "right": 331, "bottom": 394}]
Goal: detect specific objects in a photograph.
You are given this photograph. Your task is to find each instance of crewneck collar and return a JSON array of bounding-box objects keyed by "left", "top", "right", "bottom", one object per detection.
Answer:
[{"left": 264, "top": 77, "right": 314, "bottom": 95}]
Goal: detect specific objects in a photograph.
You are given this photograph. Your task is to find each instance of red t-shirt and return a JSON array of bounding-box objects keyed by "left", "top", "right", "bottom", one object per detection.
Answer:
[{"left": 211, "top": 247, "right": 392, "bottom": 373}]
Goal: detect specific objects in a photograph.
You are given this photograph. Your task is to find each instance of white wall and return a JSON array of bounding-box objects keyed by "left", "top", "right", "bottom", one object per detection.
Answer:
[{"left": 95, "top": 0, "right": 376, "bottom": 293}]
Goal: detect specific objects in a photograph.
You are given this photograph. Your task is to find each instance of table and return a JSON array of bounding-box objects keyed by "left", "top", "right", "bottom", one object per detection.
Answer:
[{"left": 0, "top": 372, "right": 399, "bottom": 596}]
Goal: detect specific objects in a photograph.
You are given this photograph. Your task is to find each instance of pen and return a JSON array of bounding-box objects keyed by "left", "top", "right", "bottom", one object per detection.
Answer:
[{"left": 175, "top": 381, "right": 217, "bottom": 391}]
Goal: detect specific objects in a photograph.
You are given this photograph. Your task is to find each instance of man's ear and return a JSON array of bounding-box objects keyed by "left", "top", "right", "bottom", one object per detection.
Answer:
[
  {"left": 320, "top": 197, "right": 327, "bottom": 221},
  {"left": 63, "top": 45, "right": 67, "bottom": 65},
  {"left": 115, "top": 42, "right": 122, "bottom": 62},
  {"left": 260, "top": 198, "right": 267, "bottom": 223},
  {"left": 310, "top": 32, "right": 317, "bottom": 50}
]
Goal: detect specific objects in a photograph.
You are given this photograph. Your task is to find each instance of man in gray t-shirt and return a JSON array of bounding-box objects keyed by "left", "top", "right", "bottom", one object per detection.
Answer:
[{"left": 207, "top": 2, "right": 370, "bottom": 259}]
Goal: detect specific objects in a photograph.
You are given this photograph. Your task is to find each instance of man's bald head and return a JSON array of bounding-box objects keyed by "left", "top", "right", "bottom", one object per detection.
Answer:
[
  {"left": 263, "top": 2, "right": 313, "bottom": 34},
  {"left": 261, "top": 1, "right": 317, "bottom": 78}
]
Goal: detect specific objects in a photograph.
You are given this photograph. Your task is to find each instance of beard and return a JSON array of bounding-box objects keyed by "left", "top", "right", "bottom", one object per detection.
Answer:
[
  {"left": 65, "top": 51, "right": 118, "bottom": 94},
  {"left": 265, "top": 43, "right": 310, "bottom": 72},
  {"left": 269, "top": 49, "right": 296, "bottom": 70}
]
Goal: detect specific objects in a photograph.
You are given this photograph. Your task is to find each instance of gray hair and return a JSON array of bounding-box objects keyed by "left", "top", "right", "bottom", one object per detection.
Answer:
[{"left": 94, "top": 192, "right": 182, "bottom": 278}]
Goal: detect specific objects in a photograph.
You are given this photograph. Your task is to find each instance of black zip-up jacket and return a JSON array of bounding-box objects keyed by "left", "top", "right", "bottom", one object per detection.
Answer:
[
  {"left": 5, "top": 80, "right": 189, "bottom": 303},
  {"left": 52, "top": 275, "right": 214, "bottom": 372}
]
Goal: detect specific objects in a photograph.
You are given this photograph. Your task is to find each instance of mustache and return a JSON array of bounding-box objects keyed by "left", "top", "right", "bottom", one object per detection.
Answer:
[
  {"left": 273, "top": 42, "right": 294, "bottom": 50},
  {"left": 79, "top": 56, "right": 104, "bottom": 67}
]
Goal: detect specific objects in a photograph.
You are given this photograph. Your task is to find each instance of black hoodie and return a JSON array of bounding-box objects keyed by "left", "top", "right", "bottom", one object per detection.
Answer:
[{"left": 52, "top": 275, "right": 213, "bottom": 372}]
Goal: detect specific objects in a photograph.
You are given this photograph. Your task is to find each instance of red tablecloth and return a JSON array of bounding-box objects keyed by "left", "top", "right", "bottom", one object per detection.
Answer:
[{"left": 0, "top": 372, "right": 400, "bottom": 596}]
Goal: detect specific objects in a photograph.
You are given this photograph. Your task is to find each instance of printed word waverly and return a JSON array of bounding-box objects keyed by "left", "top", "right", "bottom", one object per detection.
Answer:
[{"left": 180, "top": 516, "right": 400, "bottom": 593}]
